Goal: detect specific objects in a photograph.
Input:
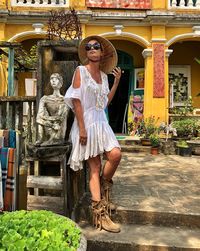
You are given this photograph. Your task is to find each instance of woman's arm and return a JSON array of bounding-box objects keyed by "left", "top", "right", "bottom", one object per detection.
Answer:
[
  {"left": 72, "top": 68, "right": 87, "bottom": 145},
  {"left": 107, "top": 67, "right": 122, "bottom": 105}
]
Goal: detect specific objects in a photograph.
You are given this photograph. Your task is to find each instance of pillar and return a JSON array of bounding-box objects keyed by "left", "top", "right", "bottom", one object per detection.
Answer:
[
  {"left": 143, "top": 42, "right": 170, "bottom": 123},
  {"left": 8, "top": 47, "right": 15, "bottom": 96}
]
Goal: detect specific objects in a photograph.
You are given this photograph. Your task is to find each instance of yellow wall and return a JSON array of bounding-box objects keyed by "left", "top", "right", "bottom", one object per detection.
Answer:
[
  {"left": 0, "top": 23, "right": 5, "bottom": 40},
  {"left": 166, "top": 27, "right": 193, "bottom": 41},
  {"left": 111, "top": 40, "right": 144, "bottom": 67},
  {"left": 152, "top": 0, "right": 167, "bottom": 9},
  {"left": 152, "top": 26, "right": 165, "bottom": 39},
  {"left": 17, "top": 72, "right": 32, "bottom": 96},
  {"left": 84, "top": 25, "right": 152, "bottom": 49},
  {"left": 0, "top": 60, "right": 8, "bottom": 96},
  {"left": 5, "top": 24, "right": 36, "bottom": 41},
  {"left": 0, "top": 0, "right": 6, "bottom": 9}
]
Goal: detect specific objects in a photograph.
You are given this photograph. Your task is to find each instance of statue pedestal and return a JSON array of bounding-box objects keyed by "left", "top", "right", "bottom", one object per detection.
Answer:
[
  {"left": 26, "top": 142, "right": 71, "bottom": 159},
  {"left": 25, "top": 143, "right": 72, "bottom": 216}
]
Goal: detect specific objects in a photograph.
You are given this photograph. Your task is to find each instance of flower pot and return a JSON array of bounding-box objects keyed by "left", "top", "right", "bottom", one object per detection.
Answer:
[
  {"left": 77, "top": 233, "right": 87, "bottom": 251},
  {"left": 151, "top": 147, "right": 159, "bottom": 155},
  {"left": 177, "top": 146, "right": 192, "bottom": 157},
  {"left": 187, "top": 140, "right": 200, "bottom": 156},
  {"left": 141, "top": 138, "right": 152, "bottom": 146}
]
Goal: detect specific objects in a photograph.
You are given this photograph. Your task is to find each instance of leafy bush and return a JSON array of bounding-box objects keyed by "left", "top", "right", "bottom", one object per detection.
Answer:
[
  {"left": 0, "top": 210, "right": 81, "bottom": 251},
  {"left": 171, "top": 118, "right": 199, "bottom": 137},
  {"left": 176, "top": 140, "right": 189, "bottom": 148},
  {"left": 169, "top": 96, "right": 194, "bottom": 116},
  {"left": 137, "top": 116, "right": 160, "bottom": 138},
  {"left": 149, "top": 134, "right": 160, "bottom": 147}
]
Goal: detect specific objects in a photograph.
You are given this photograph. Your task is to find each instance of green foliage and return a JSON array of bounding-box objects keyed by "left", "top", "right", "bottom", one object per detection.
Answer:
[
  {"left": 15, "top": 45, "right": 38, "bottom": 69},
  {"left": 169, "top": 96, "right": 194, "bottom": 116},
  {"left": 138, "top": 116, "right": 160, "bottom": 138},
  {"left": 128, "top": 121, "right": 134, "bottom": 135},
  {"left": 176, "top": 140, "right": 189, "bottom": 148},
  {"left": 149, "top": 134, "right": 160, "bottom": 147},
  {"left": 172, "top": 118, "right": 199, "bottom": 137},
  {"left": 0, "top": 210, "right": 81, "bottom": 251},
  {"left": 195, "top": 57, "right": 200, "bottom": 65}
]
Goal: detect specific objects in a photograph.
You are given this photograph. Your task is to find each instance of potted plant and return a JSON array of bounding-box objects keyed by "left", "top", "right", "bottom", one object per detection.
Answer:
[
  {"left": 138, "top": 116, "right": 160, "bottom": 146},
  {"left": 171, "top": 118, "right": 199, "bottom": 139},
  {"left": 176, "top": 140, "right": 192, "bottom": 157},
  {"left": 149, "top": 134, "right": 160, "bottom": 155},
  {"left": 0, "top": 210, "right": 87, "bottom": 251}
]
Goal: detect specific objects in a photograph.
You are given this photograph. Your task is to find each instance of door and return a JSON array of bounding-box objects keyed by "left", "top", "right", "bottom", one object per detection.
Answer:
[{"left": 108, "top": 50, "right": 133, "bottom": 133}]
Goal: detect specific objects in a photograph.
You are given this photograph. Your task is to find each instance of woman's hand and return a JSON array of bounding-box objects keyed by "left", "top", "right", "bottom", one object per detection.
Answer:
[
  {"left": 112, "top": 67, "right": 122, "bottom": 82},
  {"left": 79, "top": 127, "right": 87, "bottom": 145},
  {"left": 107, "top": 67, "right": 122, "bottom": 105}
]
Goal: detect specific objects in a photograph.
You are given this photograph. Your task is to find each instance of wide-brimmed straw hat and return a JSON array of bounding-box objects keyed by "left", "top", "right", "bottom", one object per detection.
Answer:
[{"left": 78, "top": 35, "right": 118, "bottom": 74}]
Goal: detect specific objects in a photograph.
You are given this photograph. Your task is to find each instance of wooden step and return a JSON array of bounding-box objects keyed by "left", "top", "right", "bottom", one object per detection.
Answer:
[{"left": 27, "top": 175, "right": 62, "bottom": 190}]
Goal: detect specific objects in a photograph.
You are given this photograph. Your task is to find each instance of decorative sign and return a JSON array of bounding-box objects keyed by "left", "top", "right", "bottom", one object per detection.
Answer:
[
  {"left": 86, "top": 0, "right": 151, "bottom": 9},
  {"left": 153, "top": 43, "right": 165, "bottom": 98},
  {"left": 127, "top": 94, "right": 144, "bottom": 135}
]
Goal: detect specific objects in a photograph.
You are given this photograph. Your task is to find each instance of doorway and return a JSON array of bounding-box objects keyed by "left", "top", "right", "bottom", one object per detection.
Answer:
[{"left": 108, "top": 50, "right": 133, "bottom": 133}]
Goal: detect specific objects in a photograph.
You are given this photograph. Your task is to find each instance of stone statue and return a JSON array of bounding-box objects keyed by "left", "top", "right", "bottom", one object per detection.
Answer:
[{"left": 36, "top": 73, "right": 69, "bottom": 146}]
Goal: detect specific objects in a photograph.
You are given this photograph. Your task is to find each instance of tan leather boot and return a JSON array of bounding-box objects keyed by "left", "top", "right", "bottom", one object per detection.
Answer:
[
  {"left": 91, "top": 200, "right": 120, "bottom": 233},
  {"left": 100, "top": 177, "right": 117, "bottom": 213}
]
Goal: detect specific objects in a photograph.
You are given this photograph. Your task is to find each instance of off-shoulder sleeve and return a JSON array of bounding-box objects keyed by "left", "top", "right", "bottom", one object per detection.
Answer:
[{"left": 64, "top": 67, "right": 82, "bottom": 109}]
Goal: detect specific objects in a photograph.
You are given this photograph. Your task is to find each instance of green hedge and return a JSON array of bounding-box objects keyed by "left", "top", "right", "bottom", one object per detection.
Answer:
[{"left": 0, "top": 210, "right": 81, "bottom": 251}]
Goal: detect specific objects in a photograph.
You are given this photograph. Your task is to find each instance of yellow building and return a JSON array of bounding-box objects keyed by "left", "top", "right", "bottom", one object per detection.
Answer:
[{"left": 0, "top": 0, "right": 200, "bottom": 133}]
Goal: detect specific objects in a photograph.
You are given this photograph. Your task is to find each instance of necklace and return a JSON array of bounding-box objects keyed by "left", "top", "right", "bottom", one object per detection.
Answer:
[{"left": 85, "top": 67, "right": 106, "bottom": 110}]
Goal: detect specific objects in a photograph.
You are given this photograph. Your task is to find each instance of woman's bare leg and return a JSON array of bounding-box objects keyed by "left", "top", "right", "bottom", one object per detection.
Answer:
[
  {"left": 87, "top": 155, "right": 102, "bottom": 201},
  {"left": 102, "top": 147, "right": 121, "bottom": 180}
]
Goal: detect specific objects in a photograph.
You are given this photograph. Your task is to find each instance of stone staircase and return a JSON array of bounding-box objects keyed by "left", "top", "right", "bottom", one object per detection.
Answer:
[{"left": 75, "top": 137, "right": 200, "bottom": 251}]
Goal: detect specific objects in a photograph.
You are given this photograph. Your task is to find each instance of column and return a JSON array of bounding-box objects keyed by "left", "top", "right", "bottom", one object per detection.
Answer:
[
  {"left": 165, "top": 49, "right": 173, "bottom": 122},
  {"left": 142, "top": 48, "right": 153, "bottom": 118},
  {"left": 142, "top": 42, "right": 169, "bottom": 123},
  {"left": 8, "top": 47, "right": 15, "bottom": 96},
  {"left": 152, "top": 42, "right": 167, "bottom": 122}
]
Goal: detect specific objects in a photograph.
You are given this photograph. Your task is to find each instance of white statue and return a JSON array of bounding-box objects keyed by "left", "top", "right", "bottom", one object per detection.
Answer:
[{"left": 36, "top": 73, "right": 69, "bottom": 146}]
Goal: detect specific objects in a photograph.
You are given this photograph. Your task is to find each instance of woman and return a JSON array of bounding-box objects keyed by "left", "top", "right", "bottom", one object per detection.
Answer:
[{"left": 65, "top": 35, "right": 121, "bottom": 233}]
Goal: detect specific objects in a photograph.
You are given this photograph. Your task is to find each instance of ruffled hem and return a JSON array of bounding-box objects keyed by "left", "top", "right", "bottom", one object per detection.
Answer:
[{"left": 68, "top": 121, "right": 120, "bottom": 171}]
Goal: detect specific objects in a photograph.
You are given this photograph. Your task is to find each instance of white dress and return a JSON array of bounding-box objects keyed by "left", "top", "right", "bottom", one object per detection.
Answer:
[{"left": 64, "top": 66, "right": 120, "bottom": 171}]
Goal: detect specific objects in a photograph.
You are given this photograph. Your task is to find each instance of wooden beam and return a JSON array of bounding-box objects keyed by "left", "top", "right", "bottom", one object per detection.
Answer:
[
  {"left": 0, "top": 42, "right": 21, "bottom": 48},
  {"left": 27, "top": 195, "right": 64, "bottom": 215},
  {"left": 27, "top": 175, "right": 63, "bottom": 190},
  {"left": 0, "top": 96, "right": 36, "bottom": 102}
]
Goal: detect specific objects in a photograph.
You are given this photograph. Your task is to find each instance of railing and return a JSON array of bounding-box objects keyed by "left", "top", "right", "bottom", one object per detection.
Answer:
[
  {"left": 11, "top": 0, "right": 69, "bottom": 7},
  {"left": 169, "top": 0, "right": 200, "bottom": 8}
]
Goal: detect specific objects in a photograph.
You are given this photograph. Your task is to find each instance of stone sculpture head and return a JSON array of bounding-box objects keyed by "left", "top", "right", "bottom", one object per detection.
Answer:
[{"left": 50, "top": 73, "right": 63, "bottom": 90}]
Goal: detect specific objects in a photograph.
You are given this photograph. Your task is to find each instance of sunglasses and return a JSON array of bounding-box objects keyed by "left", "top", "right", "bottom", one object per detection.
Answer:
[{"left": 85, "top": 42, "right": 102, "bottom": 51}]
